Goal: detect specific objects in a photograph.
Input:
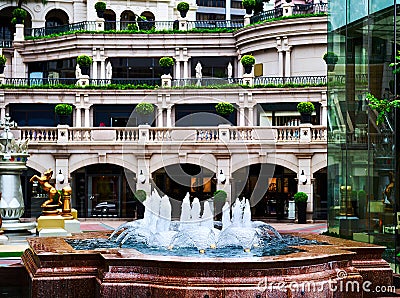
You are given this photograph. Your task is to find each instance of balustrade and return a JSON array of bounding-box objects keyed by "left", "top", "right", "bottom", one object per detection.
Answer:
[{"left": 16, "top": 125, "right": 327, "bottom": 144}]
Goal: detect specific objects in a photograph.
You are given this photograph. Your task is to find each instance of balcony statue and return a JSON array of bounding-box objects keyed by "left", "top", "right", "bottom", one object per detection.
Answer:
[{"left": 30, "top": 169, "right": 73, "bottom": 218}]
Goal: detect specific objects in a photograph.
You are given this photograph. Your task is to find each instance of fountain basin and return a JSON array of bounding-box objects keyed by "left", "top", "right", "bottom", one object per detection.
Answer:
[{"left": 21, "top": 232, "right": 393, "bottom": 298}]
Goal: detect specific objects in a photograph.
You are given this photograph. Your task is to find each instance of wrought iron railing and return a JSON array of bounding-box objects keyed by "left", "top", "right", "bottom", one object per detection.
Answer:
[
  {"left": 187, "top": 20, "right": 244, "bottom": 30},
  {"left": 2, "top": 77, "right": 77, "bottom": 86},
  {"left": 250, "top": 3, "right": 327, "bottom": 24},
  {"left": 89, "top": 78, "right": 161, "bottom": 86},
  {"left": 254, "top": 76, "right": 327, "bottom": 85},
  {"left": 0, "top": 39, "right": 13, "bottom": 48},
  {"left": 26, "top": 22, "right": 97, "bottom": 38}
]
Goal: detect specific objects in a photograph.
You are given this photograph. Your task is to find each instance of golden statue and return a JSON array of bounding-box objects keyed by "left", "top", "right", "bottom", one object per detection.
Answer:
[{"left": 30, "top": 169, "right": 61, "bottom": 208}]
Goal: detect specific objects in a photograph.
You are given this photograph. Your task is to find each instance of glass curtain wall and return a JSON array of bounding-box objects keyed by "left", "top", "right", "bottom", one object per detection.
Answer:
[{"left": 327, "top": 0, "right": 399, "bottom": 272}]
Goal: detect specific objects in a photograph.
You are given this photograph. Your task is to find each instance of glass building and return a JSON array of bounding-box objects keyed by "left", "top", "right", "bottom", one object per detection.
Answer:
[{"left": 328, "top": 0, "right": 399, "bottom": 271}]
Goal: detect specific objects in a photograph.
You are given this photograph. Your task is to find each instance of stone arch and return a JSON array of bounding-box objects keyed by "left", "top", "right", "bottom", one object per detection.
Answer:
[
  {"left": 231, "top": 154, "right": 298, "bottom": 174},
  {"left": 311, "top": 153, "right": 327, "bottom": 175},
  {"left": 45, "top": 8, "right": 69, "bottom": 27},
  {"left": 104, "top": 9, "right": 116, "bottom": 30},
  {"left": 69, "top": 154, "right": 137, "bottom": 175},
  {"left": 140, "top": 11, "right": 155, "bottom": 21},
  {"left": 150, "top": 153, "right": 217, "bottom": 174},
  {"left": 0, "top": 6, "right": 32, "bottom": 37}
]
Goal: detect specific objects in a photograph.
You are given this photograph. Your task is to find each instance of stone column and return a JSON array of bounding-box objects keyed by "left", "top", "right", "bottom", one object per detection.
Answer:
[
  {"left": 136, "top": 158, "right": 151, "bottom": 195},
  {"left": 100, "top": 60, "right": 105, "bottom": 80},
  {"left": 166, "top": 106, "right": 172, "bottom": 127},
  {"left": 216, "top": 152, "right": 232, "bottom": 205},
  {"left": 225, "top": 0, "right": 231, "bottom": 20},
  {"left": 183, "top": 60, "right": 189, "bottom": 79},
  {"left": 321, "top": 92, "right": 327, "bottom": 126},
  {"left": 277, "top": 50, "right": 284, "bottom": 77},
  {"left": 175, "top": 60, "right": 181, "bottom": 79},
  {"left": 84, "top": 107, "right": 90, "bottom": 127},
  {"left": 92, "top": 60, "right": 98, "bottom": 80},
  {"left": 55, "top": 156, "right": 69, "bottom": 190},
  {"left": 239, "top": 107, "right": 245, "bottom": 126},
  {"left": 157, "top": 105, "right": 163, "bottom": 127},
  {"left": 75, "top": 107, "right": 82, "bottom": 127},
  {"left": 248, "top": 106, "right": 254, "bottom": 126}
]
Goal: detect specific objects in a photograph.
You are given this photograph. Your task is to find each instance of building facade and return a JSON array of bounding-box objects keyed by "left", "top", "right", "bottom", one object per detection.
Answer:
[
  {"left": 327, "top": 0, "right": 399, "bottom": 271},
  {"left": 0, "top": 1, "right": 327, "bottom": 221}
]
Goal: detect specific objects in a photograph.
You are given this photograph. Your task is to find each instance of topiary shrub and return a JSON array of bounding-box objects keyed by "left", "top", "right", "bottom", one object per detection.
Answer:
[
  {"left": 242, "top": 0, "right": 256, "bottom": 9},
  {"left": 159, "top": 57, "right": 174, "bottom": 67},
  {"left": 323, "top": 52, "right": 338, "bottom": 65},
  {"left": 215, "top": 102, "right": 235, "bottom": 116},
  {"left": 296, "top": 102, "right": 315, "bottom": 114},
  {"left": 213, "top": 190, "right": 227, "bottom": 202},
  {"left": 12, "top": 8, "right": 27, "bottom": 20},
  {"left": 240, "top": 55, "right": 255, "bottom": 66},
  {"left": 134, "top": 190, "right": 147, "bottom": 202},
  {"left": 94, "top": 1, "right": 106, "bottom": 11},
  {"left": 55, "top": 104, "right": 73, "bottom": 115},
  {"left": 177, "top": 2, "right": 190, "bottom": 12},
  {"left": 77, "top": 55, "right": 93, "bottom": 67},
  {"left": 136, "top": 102, "right": 154, "bottom": 115},
  {"left": 294, "top": 192, "right": 308, "bottom": 203}
]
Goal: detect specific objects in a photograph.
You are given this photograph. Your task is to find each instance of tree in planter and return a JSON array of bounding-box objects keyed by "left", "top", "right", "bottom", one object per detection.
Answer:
[
  {"left": 215, "top": 102, "right": 235, "bottom": 116},
  {"left": 240, "top": 55, "right": 255, "bottom": 74},
  {"left": 159, "top": 57, "right": 174, "bottom": 75},
  {"left": 94, "top": 1, "right": 106, "bottom": 18},
  {"left": 136, "top": 102, "right": 155, "bottom": 125},
  {"left": 0, "top": 55, "right": 7, "bottom": 74},
  {"left": 55, "top": 103, "right": 73, "bottom": 125},
  {"left": 12, "top": 8, "right": 27, "bottom": 24},
  {"left": 177, "top": 2, "right": 190, "bottom": 18},
  {"left": 323, "top": 52, "right": 338, "bottom": 72},
  {"left": 293, "top": 191, "right": 308, "bottom": 224},
  {"left": 242, "top": 0, "right": 256, "bottom": 14},
  {"left": 296, "top": 101, "right": 315, "bottom": 124},
  {"left": 76, "top": 55, "right": 93, "bottom": 76}
]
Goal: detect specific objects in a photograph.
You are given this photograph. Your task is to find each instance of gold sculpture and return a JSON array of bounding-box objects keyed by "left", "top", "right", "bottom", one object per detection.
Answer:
[
  {"left": 30, "top": 169, "right": 60, "bottom": 208},
  {"left": 30, "top": 169, "right": 71, "bottom": 216}
]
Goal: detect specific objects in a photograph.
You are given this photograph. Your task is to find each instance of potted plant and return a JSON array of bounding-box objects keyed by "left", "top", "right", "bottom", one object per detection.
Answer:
[
  {"left": 297, "top": 101, "right": 315, "bottom": 123},
  {"left": 159, "top": 57, "right": 174, "bottom": 75},
  {"left": 12, "top": 8, "right": 27, "bottom": 24},
  {"left": 323, "top": 52, "right": 338, "bottom": 71},
  {"left": 242, "top": 0, "right": 256, "bottom": 14},
  {"left": 136, "top": 102, "right": 154, "bottom": 125},
  {"left": 215, "top": 102, "right": 235, "bottom": 116},
  {"left": 294, "top": 191, "right": 307, "bottom": 224},
  {"left": 134, "top": 190, "right": 147, "bottom": 219},
  {"left": 241, "top": 55, "right": 255, "bottom": 74},
  {"left": 213, "top": 190, "right": 227, "bottom": 220},
  {"left": 94, "top": 1, "right": 106, "bottom": 18},
  {"left": 76, "top": 55, "right": 92, "bottom": 75},
  {"left": 54, "top": 103, "right": 73, "bottom": 125},
  {"left": 0, "top": 55, "right": 7, "bottom": 74},
  {"left": 177, "top": 2, "right": 190, "bottom": 18}
]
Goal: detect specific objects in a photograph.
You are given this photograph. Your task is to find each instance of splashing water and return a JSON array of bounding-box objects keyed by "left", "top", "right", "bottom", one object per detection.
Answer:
[{"left": 109, "top": 190, "right": 285, "bottom": 253}]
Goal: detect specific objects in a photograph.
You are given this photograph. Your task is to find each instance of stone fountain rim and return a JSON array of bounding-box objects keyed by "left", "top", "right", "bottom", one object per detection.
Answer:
[{"left": 24, "top": 231, "right": 386, "bottom": 267}]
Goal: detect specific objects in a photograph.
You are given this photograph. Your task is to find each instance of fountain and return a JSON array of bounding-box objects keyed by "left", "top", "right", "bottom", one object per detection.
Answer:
[{"left": 21, "top": 191, "right": 394, "bottom": 297}]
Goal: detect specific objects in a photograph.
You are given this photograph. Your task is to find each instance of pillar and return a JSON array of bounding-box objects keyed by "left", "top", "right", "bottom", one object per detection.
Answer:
[
  {"left": 166, "top": 106, "right": 172, "bottom": 127},
  {"left": 175, "top": 60, "right": 181, "bottom": 79},
  {"left": 136, "top": 159, "right": 151, "bottom": 195},
  {"left": 183, "top": 60, "right": 188, "bottom": 79},
  {"left": 55, "top": 157, "right": 69, "bottom": 190},
  {"left": 296, "top": 155, "right": 313, "bottom": 222},
  {"left": 239, "top": 107, "right": 245, "bottom": 126},
  {"left": 84, "top": 107, "right": 90, "bottom": 127},
  {"left": 278, "top": 50, "right": 284, "bottom": 77},
  {"left": 75, "top": 107, "right": 82, "bottom": 127},
  {"left": 248, "top": 106, "right": 254, "bottom": 126},
  {"left": 100, "top": 60, "right": 105, "bottom": 80},
  {"left": 284, "top": 48, "right": 291, "bottom": 77},
  {"left": 157, "top": 105, "right": 164, "bottom": 127},
  {"left": 216, "top": 155, "right": 231, "bottom": 205}
]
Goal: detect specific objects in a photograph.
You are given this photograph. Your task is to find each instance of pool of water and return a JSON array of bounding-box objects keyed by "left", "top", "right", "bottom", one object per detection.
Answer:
[{"left": 66, "top": 235, "right": 326, "bottom": 258}]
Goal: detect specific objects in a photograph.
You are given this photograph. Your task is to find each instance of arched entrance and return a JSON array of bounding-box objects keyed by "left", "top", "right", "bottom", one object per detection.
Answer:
[
  {"left": 313, "top": 167, "right": 327, "bottom": 220},
  {"left": 153, "top": 163, "right": 216, "bottom": 218},
  {"left": 104, "top": 10, "right": 116, "bottom": 30},
  {"left": 0, "top": 6, "right": 32, "bottom": 40},
  {"left": 232, "top": 164, "right": 296, "bottom": 219},
  {"left": 120, "top": 10, "right": 135, "bottom": 30},
  {"left": 71, "top": 164, "right": 136, "bottom": 218},
  {"left": 45, "top": 9, "right": 69, "bottom": 27}
]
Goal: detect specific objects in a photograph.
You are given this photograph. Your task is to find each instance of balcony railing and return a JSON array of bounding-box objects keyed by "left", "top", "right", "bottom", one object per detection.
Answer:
[
  {"left": 25, "top": 22, "right": 97, "bottom": 37},
  {"left": 0, "top": 39, "right": 13, "bottom": 48},
  {"left": 18, "top": 125, "right": 327, "bottom": 144},
  {"left": 250, "top": 3, "right": 327, "bottom": 24},
  {"left": 0, "top": 76, "right": 327, "bottom": 88}
]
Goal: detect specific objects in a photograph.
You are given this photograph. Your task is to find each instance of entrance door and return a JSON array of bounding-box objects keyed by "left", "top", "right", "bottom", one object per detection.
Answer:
[{"left": 88, "top": 175, "right": 120, "bottom": 217}]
